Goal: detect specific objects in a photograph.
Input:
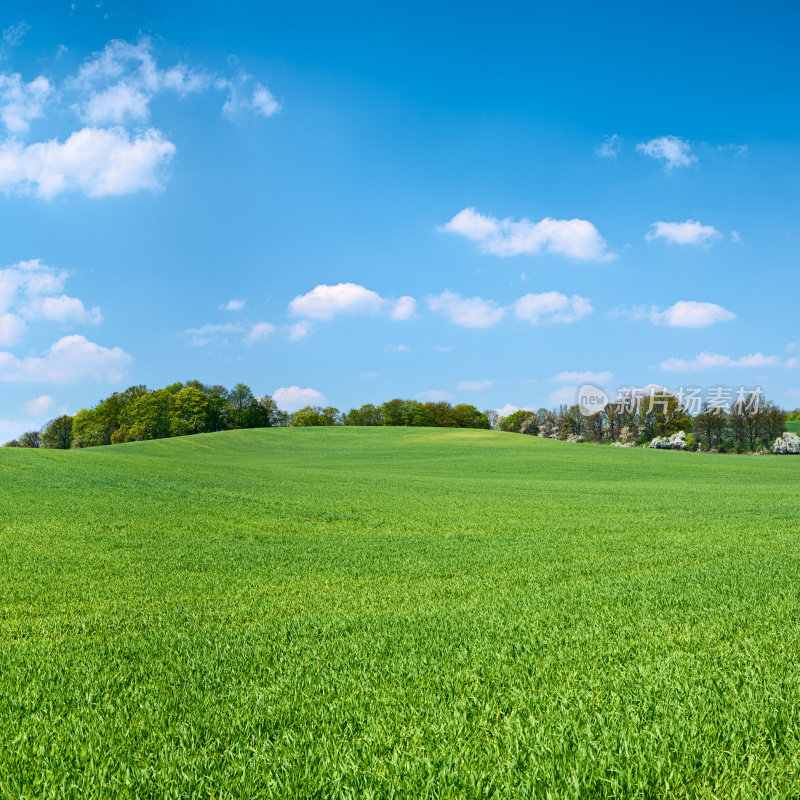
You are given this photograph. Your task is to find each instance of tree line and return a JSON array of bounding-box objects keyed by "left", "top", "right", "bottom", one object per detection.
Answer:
[
  {"left": 3, "top": 381, "right": 796, "bottom": 453},
  {"left": 3, "top": 383, "right": 490, "bottom": 449},
  {"left": 496, "top": 393, "right": 795, "bottom": 453}
]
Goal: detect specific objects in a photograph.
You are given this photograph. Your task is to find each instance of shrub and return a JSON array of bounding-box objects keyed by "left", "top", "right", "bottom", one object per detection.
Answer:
[
  {"left": 772, "top": 432, "right": 800, "bottom": 454},
  {"left": 649, "top": 431, "right": 687, "bottom": 450}
]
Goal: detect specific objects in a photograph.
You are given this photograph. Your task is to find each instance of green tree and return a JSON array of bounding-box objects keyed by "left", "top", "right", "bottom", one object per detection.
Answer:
[
  {"left": 41, "top": 416, "right": 74, "bottom": 449},
  {"left": 342, "top": 404, "right": 381, "bottom": 426},
  {"left": 228, "top": 384, "right": 255, "bottom": 429},
  {"left": 174, "top": 386, "right": 210, "bottom": 435},
  {"left": 128, "top": 389, "right": 177, "bottom": 440},
  {"left": 499, "top": 409, "right": 537, "bottom": 433},
  {"left": 71, "top": 409, "right": 108, "bottom": 448},
  {"left": 18, "top": 431, "right": 41, "bottom": 447},
  {"left": 291, "top": 406, "right": 341, "bottom": 426}
]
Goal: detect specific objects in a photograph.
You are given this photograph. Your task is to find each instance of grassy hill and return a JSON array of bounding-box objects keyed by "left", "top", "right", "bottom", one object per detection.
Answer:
[
  {"left": 786, "top": 419, "right": 800, "bottom": 434},
  {"left": 1, "top": 427, "right": 799, "bottom": 797}
]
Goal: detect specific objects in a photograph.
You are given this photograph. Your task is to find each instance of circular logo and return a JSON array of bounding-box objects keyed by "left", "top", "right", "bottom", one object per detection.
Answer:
[{"left": 577, "top": 384, "right": 609, "bottom": 416}]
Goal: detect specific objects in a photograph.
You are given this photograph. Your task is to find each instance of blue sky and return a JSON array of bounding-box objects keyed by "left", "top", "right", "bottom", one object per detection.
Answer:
[{"left": 0, "top": 0, "right": 798, "bottom": 437}]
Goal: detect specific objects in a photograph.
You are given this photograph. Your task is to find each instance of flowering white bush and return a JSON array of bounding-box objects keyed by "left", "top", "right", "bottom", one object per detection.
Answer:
[
  {"left": 649, "top": 430, "right": 687, "bottom": 450},
  {"left": 772, "top": 432, "right": 800, "bottom": 454}
]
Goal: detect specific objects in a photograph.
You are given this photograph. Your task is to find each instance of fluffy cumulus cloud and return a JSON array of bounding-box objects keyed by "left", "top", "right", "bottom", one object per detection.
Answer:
[
  {"left": 0, "top": 259, "right": 102, "bottom": 341},
  {"left": 427, "top": 289, "right": 593, "bottom": 329},
  {"left": 273, "top": 385, "right": 326, "bottom": 412},
  {"left": 222, "top": 299, "right": 245, "bottom": 311},
  {"left": 658, "top": 351, "right": 785, "bottom": 372},
  {"left": 637, "top": 135, "right": 696, "bottom": 168},
  {"left": 285, "top": 320, "right": 313, "bottom": 341},
  {"left": 0, "top": 36, "right": 279, "bottom": 199},
  {"left": 24, "top": 394, "right": 53, "bottom": 415},
  {"left": 0, "top": 334, "right": 131, "bottom": 383},
  {"left": 427, "top": 290, "right": 505, "bottom": 328},
  {"left": 71, "top": 38, "right": 210, "bottom": 124},
  {"left": 69, "top": 38, "right": 277, "bottom": 125},
  {"left": 388, "top": 295, "right": 417, "bottom": 321},
  {"left": 649, "top": 300, "right": 735, "bottom": 327},
  {"left": 289, "top": 283, "right": 416, "bottom": 325},
  {"left": 550, "top": 370, "right": 613, "bottom": 385},
  {"left": 456, "top": 379, "right": 493, "bottom": 391},
  {"left": 513, "top": 292, "right": 593, "bottom": 325},
  {"left": 244, "top": 321, "right": 275, "bottom": 344},
  {"left": 495, "top": 403, "right": 530, "bottom": 417},
  {"left": 0, "top": 312, "right": 26, "bottom": 346},
  {"left": 0, "top": 126, "right": 176, "bottom": 198},
  {"left": 548, "top": 385, "right": 580, "bottom": 406},
  {"left": 646, "top": 220, "right": 721, "bottom": 246},
  {"left": 0, "top": 72, "right": 53, "bottom": 133},
  {"left": 441, "top": 207, "right": 614, "bottom": 261}
]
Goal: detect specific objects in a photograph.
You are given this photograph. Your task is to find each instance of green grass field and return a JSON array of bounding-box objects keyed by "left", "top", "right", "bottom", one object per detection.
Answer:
[
  {"left": 786, "top": 420, "right": 800, "bottom": 434},
  {"left": 1, "top": 428, "right": 799, "bottom": 798}
]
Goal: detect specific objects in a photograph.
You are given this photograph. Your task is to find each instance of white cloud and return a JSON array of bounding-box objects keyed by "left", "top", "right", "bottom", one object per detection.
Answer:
[
  {"left": 551, "top": 370, "right": 613, "bottom": 385},
  {"left": 0, "top": 259, "right": 66, "bottom": 310},
  {"left": 0, "top": 126, "right": 175, "bottom": 198},
  {"left": 0, "top": 334, "right": 131, "bottom": 383},
  {"left": 290, "top": 283, "right": 384, "bottom": 320},
  {"left": 71, "top": 38, "right": 210, "bottom": 125},
  {"left": 0, "top": 418, "right": 30, "bottom": 442},
  {"left": 0, "top": 312, "right": 26, "bottom": 346},
  {"left": 441, "top": 207, "right": 613, "bottom": 261},
  {"left": 786, "top": 357, "right": 799, "bottom": 370},
  {"left": 637, "top": 135, "right": 696, "bottom": 169},
  {"left": 645, "top": 220, "right": 721, "bottom": 246},
  {"left": 2, "top": 22, "right": 30, "bottom": 47},
  {"left": 24, "top": 394, "right": 53, "bottom": 416},
  {"left": 273, "top": 385, "right": 326, "bottom": 412},
  {"left": 549, "top": 386, "right": 580, "bottom": 406},
  {"left": 731, "top": 230, "right": 742, "bottom": 244},
  {"left": 285, "top": 320, "right": 313, "bottom": 341},
  {"left": 183, "top": 322, "right": 242, "bottom": 347},
  {"left": 386, "top": 343, "right": 409, "bottom": 352},
  {"left": 388, "top": 295, "right": 416, "bottom": 321},
  {"left": 26, "top": 294, "right": 102, "bottom": 324},
  {"left": 434, "top": 345, "right": 453, "bottom": 353},
  {"left": 185, "top": 319, "right": 275, "bottom": 346},
  {"left": 427, "top": 290, "right": 505, "bottom": 328},
  {"left": 597, "top": 134, "right": 620, "bottom": 158},
  {"left": 457, "top": 379, "right": 493, "bottom": 391},
  {"left": 218, "top": 73, "right": 280, "bottom": 120},
  {"left": 513, "top": 292, "right": 593, "bottom": 325},
  {"left": 788, "top": 342, "right": 800, "bottom": 353},
  {"left": 0, "top": 73, "right": 53, "bottom": 133},
  {"left": 289, "top": 283, "right": 415, "bottom": 324},
  {"left": 0, "top": 259, "right": 102, "bottom": 334},
  {"left": 496, "top": 403, "right": 531, "bottom": 417},
  {"left": 649, "top": 300, "right": 735, "bottom": 328},
  {"left": 70, "top": 37, "right": 281, "bottom": 128},
  {"left": 244, "top": 321, "right": 275, "bottom": 344},
  {"left": 222, "top": 298, "right": 245, "bottom": 311},
  {"left": 416, "top": 389, "right": 452, "bottom": 402},
  {"left": 658, "top": 351, "right": 784, "bottom": 372},
  {"left": 83, "top": 81, "right": 150, "bottom": 125}
]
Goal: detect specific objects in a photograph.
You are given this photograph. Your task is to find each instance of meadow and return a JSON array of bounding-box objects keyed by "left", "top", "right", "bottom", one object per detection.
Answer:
[{"left": 1, "top": 427, "right": 799, "bottom": 798}]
